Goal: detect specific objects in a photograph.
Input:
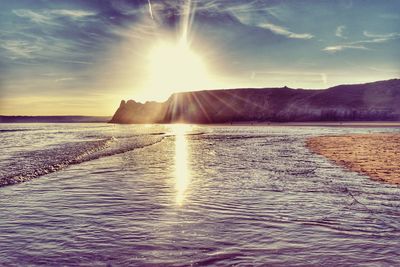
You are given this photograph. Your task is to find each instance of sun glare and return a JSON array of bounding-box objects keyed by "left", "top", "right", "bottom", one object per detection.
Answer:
[
  {"left": 172, "top": 124, "right": 191, "bottom": 206},
  {"left": 145, "top": 41, "right": 211, "bottom": 101}
]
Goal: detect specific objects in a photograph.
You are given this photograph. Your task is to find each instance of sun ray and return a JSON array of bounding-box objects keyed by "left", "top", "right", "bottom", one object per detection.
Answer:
[
  {"left": 147, "top": 0, "right": 154, "bottom": 20},
  {"left": 190, "top": 93, "right": 213, "bottom": 123}
]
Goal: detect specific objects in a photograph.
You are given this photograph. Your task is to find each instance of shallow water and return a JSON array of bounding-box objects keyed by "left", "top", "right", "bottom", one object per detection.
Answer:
[{"left": 1, "top": 123, "right": 400, "bottom": 266}]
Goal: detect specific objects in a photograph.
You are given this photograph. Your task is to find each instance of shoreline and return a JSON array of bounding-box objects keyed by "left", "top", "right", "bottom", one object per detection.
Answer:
[
  {"left": 2, "top": 120, "right": 400, "bottom": 127},
  {"left": 307, "top": 133, "right": 400, "bottom": 185}
]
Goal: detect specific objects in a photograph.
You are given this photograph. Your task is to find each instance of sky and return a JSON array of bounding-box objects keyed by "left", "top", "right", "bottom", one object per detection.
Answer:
[{"left": 0, "top": 0, "right": 399, "bottom": 116}]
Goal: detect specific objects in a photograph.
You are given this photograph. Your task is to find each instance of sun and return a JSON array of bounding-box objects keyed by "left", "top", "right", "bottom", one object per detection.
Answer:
[{"left": 144, "top": 41, "right": 211, "bottom": 101}]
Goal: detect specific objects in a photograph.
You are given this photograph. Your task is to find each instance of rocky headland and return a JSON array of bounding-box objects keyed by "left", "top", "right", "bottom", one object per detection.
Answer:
[{"left": 110, "top": 79, "right": 400, "bottom": 124}]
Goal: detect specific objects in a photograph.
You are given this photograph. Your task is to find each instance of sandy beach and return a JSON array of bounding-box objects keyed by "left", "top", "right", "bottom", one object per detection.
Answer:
[{"left": 307, "top": 133, "right": 400, "bottom": 184}]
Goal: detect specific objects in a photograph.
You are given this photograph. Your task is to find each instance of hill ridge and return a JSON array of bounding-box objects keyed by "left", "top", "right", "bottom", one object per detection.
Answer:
[{"left": 110, "top": 79, "right": 400, "bottom": 124}]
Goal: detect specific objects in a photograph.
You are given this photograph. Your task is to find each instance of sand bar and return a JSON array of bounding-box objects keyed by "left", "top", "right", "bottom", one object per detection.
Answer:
[{"left": 307, "top": 133, "right": 400, "bottom": 184}]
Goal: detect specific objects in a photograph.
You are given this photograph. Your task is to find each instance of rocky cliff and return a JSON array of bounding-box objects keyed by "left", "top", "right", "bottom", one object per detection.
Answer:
[{"left": 110, "top": 79, "right": 400, "bottom": 124}]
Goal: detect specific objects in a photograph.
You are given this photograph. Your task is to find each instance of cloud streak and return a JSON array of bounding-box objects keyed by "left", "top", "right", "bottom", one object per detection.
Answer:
[
  {"left": 323, "top": 30, "right": 400, "bottom": 53},
  {"left": 3, "top": 7, "right": 108, "bottom": 63},
  {"left": 323, "top": 44, "right": 368, "bottom": 53},
  {"left": 363, "top": 31, "right": 400, "bottom": 40},
  {"left": 258, "top": 22, "right": 313, "bottom": 39},
  {"left": 13, "top": 9, "right": 96, "bottom": 24},
  {"left": 335, "top": 25, "right": 347, "bottom": 39},
  {"left": 13, "top": 9, "right": 54, "bottom": 25},
  {"left": 1, "top": 40, "right": 42, "bottom": 59}
]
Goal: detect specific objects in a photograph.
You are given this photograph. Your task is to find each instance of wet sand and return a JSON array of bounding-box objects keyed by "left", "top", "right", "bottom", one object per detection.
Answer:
[{"left": 307, "top": 134, "right": 400, "bottom": 184}]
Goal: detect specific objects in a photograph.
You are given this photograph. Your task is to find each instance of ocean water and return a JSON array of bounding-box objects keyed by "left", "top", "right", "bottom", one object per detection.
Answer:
[{"left": 1, "top": 123, "right": 400, "bottom": 266}]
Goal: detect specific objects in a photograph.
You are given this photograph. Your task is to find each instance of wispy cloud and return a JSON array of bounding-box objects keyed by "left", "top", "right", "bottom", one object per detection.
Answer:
[
  {"left": 1, "top": 33, "right": 96, "bottom": 61},
  {"left": 335, "top": 25, "right": 347, "bottom": 39},
  {"left": 55, "top": 77, "right": 75, "bottom": 82},
  {"left": 219, "top": 2, "right": 312, "bottom": 40},
  {"left": 1, "top": 40, "right": 42, "bottom": 59},
  {"left": 323, "top": 30, "right": 400, "bottom": 53},
  {"left": 363, "top": 31, "right": 400, "bottom": 40},
  {"left": 49, "top": 9, "right": 96, "bottom": 20},
  {"left": 323, "top": 44, "right": 368, "bottom": 53},
  {"left": 13, "top": 9, "right": 53, "bottom": 25},
  {"left": 12, "top": 9, "right": 96, "bottom": 25},
  {"left": 258, "top": 22, "right": 313, "bottom": 39},
  {"left": 4, "top": 8, "right": 103, "bottom": 62}
]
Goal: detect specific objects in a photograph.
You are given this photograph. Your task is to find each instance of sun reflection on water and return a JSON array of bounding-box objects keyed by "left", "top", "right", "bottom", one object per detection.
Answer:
[{"left": 172, "top": 124, "right": 191, "bottom": 206}]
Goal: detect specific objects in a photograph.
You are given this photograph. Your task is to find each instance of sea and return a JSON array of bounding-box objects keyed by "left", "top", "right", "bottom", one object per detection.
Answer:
[{"left": 0, "top": 123, "right": 399, "bottom": 266}]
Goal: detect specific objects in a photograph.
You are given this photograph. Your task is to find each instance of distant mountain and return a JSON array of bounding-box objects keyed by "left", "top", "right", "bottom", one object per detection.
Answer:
[
  {"left": 110, "top": 79, "right": 400, "bottom": 124},
  {"left": 0, "top": 116, "right": 111, "bottom": 123}
]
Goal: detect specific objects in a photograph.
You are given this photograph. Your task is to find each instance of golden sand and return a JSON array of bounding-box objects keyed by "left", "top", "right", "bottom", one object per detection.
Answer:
[{"left": 307, "top": 134, "right": 400, "bottom": 184}]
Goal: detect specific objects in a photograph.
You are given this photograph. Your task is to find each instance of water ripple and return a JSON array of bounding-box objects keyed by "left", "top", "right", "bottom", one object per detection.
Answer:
[{"left": 0, "top": 124, "right": 399, "bottom": 266}]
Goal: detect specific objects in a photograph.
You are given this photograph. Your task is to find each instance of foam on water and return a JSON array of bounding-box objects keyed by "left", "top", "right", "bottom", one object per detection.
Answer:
[{"left": 0, "top": 126, "right": 165, "bottom": 186}]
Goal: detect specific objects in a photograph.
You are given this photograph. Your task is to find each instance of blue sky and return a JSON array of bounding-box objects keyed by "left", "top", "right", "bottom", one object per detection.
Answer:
[{"left": 0, "top": 0, "right": 399, "bottom": 115}]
